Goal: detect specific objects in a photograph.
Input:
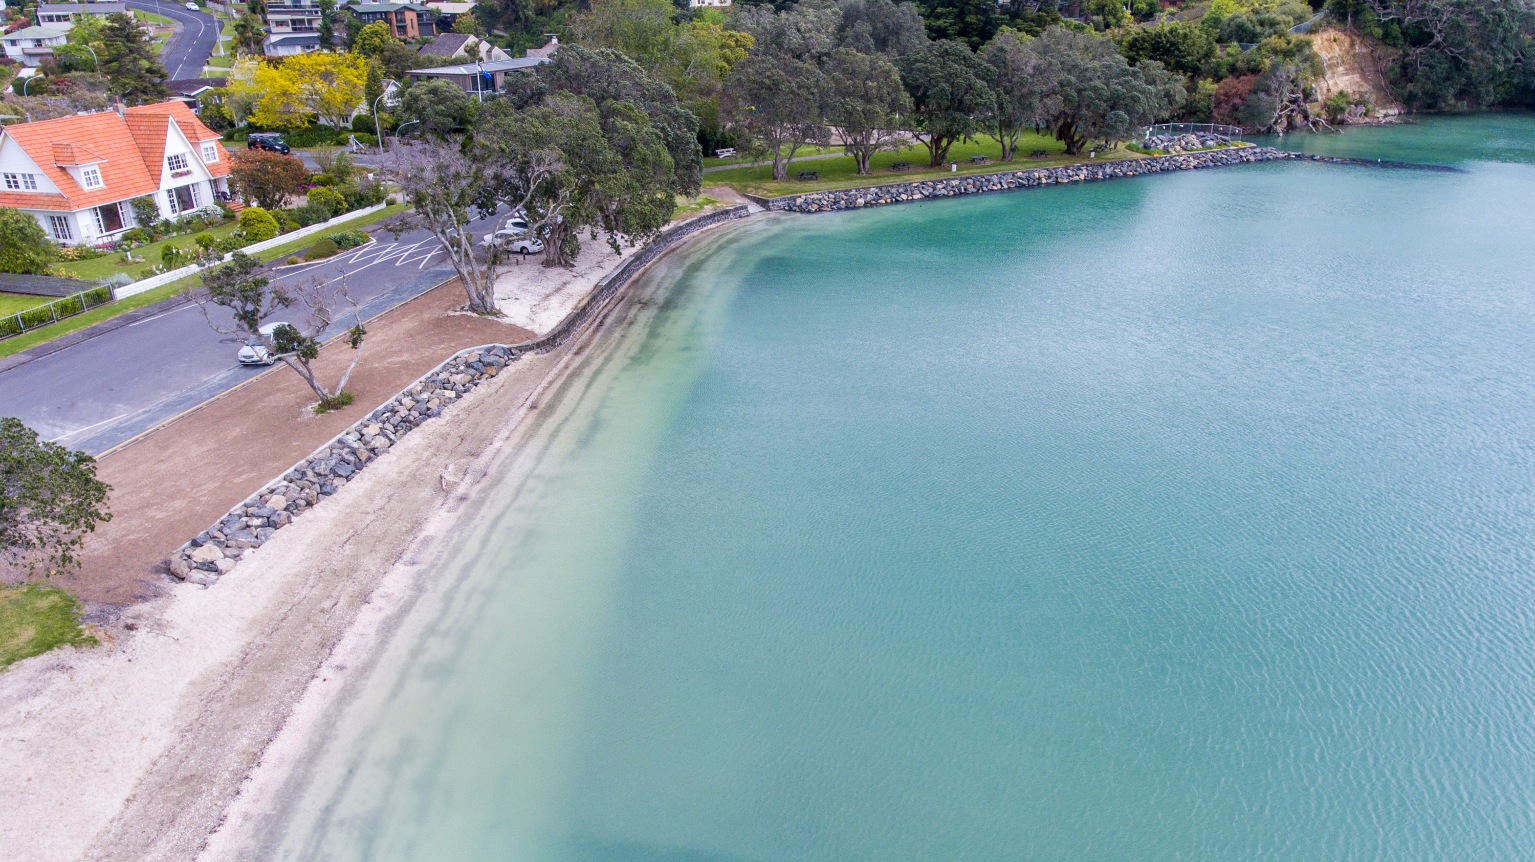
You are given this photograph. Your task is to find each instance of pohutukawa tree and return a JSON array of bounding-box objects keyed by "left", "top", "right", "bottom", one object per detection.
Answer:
[
  {"left": 898, "top": 39, "right": 995, "bottom": 167},
  {"left": 725, "top": 52, "right": 828, "bottom": 180},
  {"left": 196, "top": 252, "right": 368, "bottom": 410},
  {"left": 0, "top": 417, "right": 112, "bottom": 576},
  {"left": 982, "top": 30, "right": 1044, "bottom": 161},
  {"left": 1025, "top": 27, "right": 1183, "bottom": 155},
  {"left": 823, "top": 48, "right": 911, "bottom": 175}
]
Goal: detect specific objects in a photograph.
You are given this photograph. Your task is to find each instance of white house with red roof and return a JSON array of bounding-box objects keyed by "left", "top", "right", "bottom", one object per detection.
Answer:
[{"left": 0, "top": 101, "right": 232, "bottom": 246}]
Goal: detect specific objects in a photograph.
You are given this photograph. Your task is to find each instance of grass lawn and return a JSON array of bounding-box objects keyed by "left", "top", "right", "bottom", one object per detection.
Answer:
[
  {"left": 702, "top": 143, "right": 840, "bottom": 169},
  {"left": 0, "top": 584, "right": 96, "bottom": 671},
  {"left": 672, "top": 194, "right": 721, "bottom": 219},
  {"left": 54, "top": 221, "right": 244, "bottom": 283},
  {"left": 134, "top": 9, "right": 174, "bottom": 25},
  {"left": 0, "top": 203, "right": 407, "bottom": 360},
  {"left": 206, "top": 53, "right": 235, "bottom": 70},
  {"left": 0, "top": 293, "right": 45, "bottom": 317},
  {"left": 706, "top": 133, "right": 1144, "bottom": 198}
]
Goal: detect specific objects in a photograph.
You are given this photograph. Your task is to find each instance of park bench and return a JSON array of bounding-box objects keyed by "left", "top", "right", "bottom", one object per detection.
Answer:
[
  {"left": 796, "top": 170, "right": 819, "bottom": 181},
  {"left": 714, "top": 147, "right": 737, "bottom": 159},
  {"left": 890, "top": 161, "right": 911, "bottom": 171},
  {"left": 969, "top": 155, "right": 989, "bottom": 164}
]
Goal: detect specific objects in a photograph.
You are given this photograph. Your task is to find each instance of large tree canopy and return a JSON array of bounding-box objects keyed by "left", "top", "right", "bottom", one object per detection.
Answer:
[
  {"left": 823, "top": 48, "right": 911, "bottom": 174},
  {"left": 504, "top": 45, "right": 703, "bottom": 196},
  {"left": 0, "top": 418, "right": 111, "bottom": 575},
  {"left": 724, "top": 51, "right": 828, "bottom": 180},
  {"left": 983, "top": 30, "right": 1044, "bottom": 161},
  {"left": 1026, "top": 27, "right": 1184, "bottom": 154},
  {"left": 899, "top": 38, "right": 995, "bottom": 166}
]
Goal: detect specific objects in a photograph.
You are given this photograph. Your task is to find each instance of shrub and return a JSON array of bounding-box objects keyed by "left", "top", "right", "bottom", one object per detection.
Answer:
[
  {"left": 353, "top": 132, "right": 377, "bottom": 147},
  {"left": 277, "top": 212, "right": 300, "bottom": 233},
  {"left": 307, "top": 186, "right": 347, "bottom": 214},
  {"left": 194, "top": 232, "right": 217, "bottom": 250},
  {"left": 129, "top": 197, "right": 161, "bottom": 233},
  {"left": 214, "top": 234, "right": 247, "bottom": 254},
  {"left": 120, "top": 227, "right": 151, "bottom": 245},
  {"left": 327, "top": 229, "right": 369, "bottom": 249},
  {"left": 339, "top": 179, "right": 386, "bottom": 210},
  {"left": 161, "top": 243, "right": 186, "bottom": 269},
  {"left": 290, "top": 200, "right": 333, "bottom": 227},
  {"left": 303, "top": 237, "right": 339, "bottom": 261},
  {"left": 286, "top": 256, "right": 302, "bottom": 265},
  {"left": 239, "top": 207, "right": 280, "bottom": 241}
]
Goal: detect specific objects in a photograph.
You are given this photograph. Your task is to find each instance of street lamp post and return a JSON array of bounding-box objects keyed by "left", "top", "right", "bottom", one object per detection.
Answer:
[
  {"left": 394, "top": 119, "right": 420, "bottom": 152},
  {"left": 85, "top": 44, "right": 98, "bottom": 71},
  {"left": 373, "top": 80, "right": 398, "bottom": 157}
]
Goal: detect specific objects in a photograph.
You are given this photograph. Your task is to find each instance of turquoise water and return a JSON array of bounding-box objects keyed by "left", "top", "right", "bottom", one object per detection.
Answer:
[{"left": 266, "top": 116, "right": 1535, "bottom": 861}]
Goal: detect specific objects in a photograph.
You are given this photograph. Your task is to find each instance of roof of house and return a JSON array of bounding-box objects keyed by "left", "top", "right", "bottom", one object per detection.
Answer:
[
  {"left": 167, "top": 76, "right": 225, "bottom": 95},
  {"left": 263, "top": 33, "right": 320, "bottom": 47},
  {"left": 346, "top": 2, "right": 430, "bottom": 12},
  {"left": 2, "top": 26, "right": 68, "bottom": 41},
  {"left": 417, "top": 32, "right": 472, "bottom": 58},
  {"left": 425, "top": 1, "right": 474, "bottom": 12},
  {"left": 407, "top": 55, "right": 548, "bottom": 77},
  {"left": 524, "top": 35, "right": 558, "bottom": 59},
  {"left": 36, "top": 3, "right": 126, "bottom": 14},
  {"left": 0, "top": 102, "right": 229, "bottom": 212}
]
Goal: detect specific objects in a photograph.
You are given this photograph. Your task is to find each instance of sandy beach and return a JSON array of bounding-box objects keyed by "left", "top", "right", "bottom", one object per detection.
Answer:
[{"left": 0, "top": 214, "right": 743, "bottom": 861}]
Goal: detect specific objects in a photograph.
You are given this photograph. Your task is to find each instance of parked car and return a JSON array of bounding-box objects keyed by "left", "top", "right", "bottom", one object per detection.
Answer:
[
  {"left": 237, "top": 321, "right": 292, "bottom": 366},
  {"left": 482, "top": 230, "right": 544, "bottom": 255},
  {"left": 247, "top": 133, "right": 290, "bottom": 155},
  {"left": 184, "top": 1, "right": 200, "bottom": 9},
  {"left": 500, "top": 215, "right": 530, "bottom": 235}
]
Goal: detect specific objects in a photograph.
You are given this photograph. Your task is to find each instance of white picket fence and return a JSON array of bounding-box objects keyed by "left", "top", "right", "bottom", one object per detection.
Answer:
[{"left": 115, "top": 203, "right": 392, "bottom": 300}]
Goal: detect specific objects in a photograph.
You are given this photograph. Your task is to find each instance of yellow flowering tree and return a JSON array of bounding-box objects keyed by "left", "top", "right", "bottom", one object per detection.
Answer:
[{"left": 235, "top": 53, "right": 369, "bottom": 130}]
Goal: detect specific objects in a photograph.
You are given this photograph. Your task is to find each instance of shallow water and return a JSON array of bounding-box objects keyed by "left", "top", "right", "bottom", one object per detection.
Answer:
[{"left": 265, "top": 116, "right": 1535, "bottom": 861}]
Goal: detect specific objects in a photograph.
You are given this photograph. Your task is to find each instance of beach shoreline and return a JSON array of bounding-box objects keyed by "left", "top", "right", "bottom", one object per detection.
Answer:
[{"left": 0, "top": 212, "right": 753, "bottom": 862}]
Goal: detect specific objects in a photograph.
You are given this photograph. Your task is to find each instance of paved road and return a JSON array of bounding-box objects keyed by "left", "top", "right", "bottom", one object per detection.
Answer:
[
  {"left": 0, "top": 212, "right": 503, "bottom": 456},
  {"left": 126, "top": 0, "right": 219, "bottom": 80}
]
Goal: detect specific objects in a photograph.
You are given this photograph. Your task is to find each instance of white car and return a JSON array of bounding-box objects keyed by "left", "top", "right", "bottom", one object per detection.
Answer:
[
  {"left": 482, "top": 229, "right": 544, "bottom": 255},
  {"left": 184, "top": 1, "right": 200, "bottom": 10},
  {"left": 501, "top": 215, "right": 530, "bottom": 235},
  {"left": 237, "top": 321, "right": 291, "bottom": 366}
]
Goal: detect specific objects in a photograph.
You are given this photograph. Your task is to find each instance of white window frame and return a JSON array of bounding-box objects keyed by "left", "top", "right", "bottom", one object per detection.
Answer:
[
  {"left": 3, "top": 172, "right": 38, "bottom": 191},
  {"left": 201, "top": 142, "right": 219, "bottom": 163},
  {"left": 166, "top": 152, "right": 189, "bottom": 172},
  {"left": 166, "top": 188, "right": 180, "bottom": 216},
  {"left": 47, "top": 214, "right": 73, "bottom": 241},
  {"left": 81, "top": 166, "right": 102, "bottom": 189}
]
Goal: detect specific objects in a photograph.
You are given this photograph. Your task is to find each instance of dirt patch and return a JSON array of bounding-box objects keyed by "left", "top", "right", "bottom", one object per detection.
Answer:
[{"left": 49, "top": 281, "right": 533, "bottom": 608}]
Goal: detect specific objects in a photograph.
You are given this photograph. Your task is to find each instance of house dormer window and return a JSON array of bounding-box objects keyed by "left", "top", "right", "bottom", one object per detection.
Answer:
[
  {"left": 201, "top": 142, "right": 218, "bottom": 163},
  {"left": 3, "top": 172, "right": 38, "bottom": 191},
  {"left": 81, "top": 166, "right": 103, "bottom": 189},
  {"left": 167, "top": 153, "right": 189, "bottom": 172}
]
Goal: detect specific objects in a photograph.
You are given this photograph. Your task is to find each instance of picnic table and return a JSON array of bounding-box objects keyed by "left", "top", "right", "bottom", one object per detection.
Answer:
[
  {"left": 796, "top": 170, "right": 819, "bottom": 181},
  {"left": 889, "top": 161, "right": 911, "bottom": 171},
  {"left": 714, "top": 147, "right": 737, "bottom": 159},
  {"left": 1030, "top": 150, "right": 1048, "bottom": 158},
  {"left": 969, "top": 155, "right": 989, "bottom": 164}
]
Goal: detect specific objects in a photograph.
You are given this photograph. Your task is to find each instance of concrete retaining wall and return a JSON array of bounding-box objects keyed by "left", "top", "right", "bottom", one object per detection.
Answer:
[{"left": 168, "top": 204, "right": 751, "bottom": 584}]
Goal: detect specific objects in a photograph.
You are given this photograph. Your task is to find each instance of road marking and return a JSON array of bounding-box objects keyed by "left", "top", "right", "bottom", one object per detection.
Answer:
[
  {"left": 127, "top": 302, "right": 196, "bottom": 326},
  {"left": 50, "top": 411, "right": 132, "bottom": 444}
]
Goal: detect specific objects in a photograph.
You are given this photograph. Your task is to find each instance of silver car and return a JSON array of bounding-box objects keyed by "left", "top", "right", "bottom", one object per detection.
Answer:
[
  {"left": 482, "top": 229, "right": 544, "bottom": 255},
  {"left": 236, "top": 321, "right": 291, "bottom": 366}
]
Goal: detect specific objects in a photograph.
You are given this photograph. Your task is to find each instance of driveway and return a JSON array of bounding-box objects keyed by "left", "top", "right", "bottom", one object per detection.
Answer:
[
  {"left": 126, "top": 0, "right": 219, "bottom": 80},
  {"left": 0, "top": 212, "right": 501, "bottom": 456}
]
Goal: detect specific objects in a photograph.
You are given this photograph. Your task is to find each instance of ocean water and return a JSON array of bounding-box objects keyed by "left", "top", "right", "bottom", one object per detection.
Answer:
[{"left": 263, "top": 116, "right": 1535, "bottom": 861}]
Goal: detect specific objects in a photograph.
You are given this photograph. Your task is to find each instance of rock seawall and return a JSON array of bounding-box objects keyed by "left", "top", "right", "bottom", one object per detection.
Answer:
[
  {"left": 168, "top": 205, "right": 751, "bottom": 585},
  {"left": 761, "top": 147, "right": 1290, "bottom": 213}
]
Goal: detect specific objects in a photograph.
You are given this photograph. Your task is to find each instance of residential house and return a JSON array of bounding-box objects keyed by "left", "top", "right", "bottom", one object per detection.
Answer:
[
  {"left": 34, "top": 2, "right": 127, "bottom": 31},
  {"left": 167, "top": 77, "right": 227, "bottom": 113},
  {"left": 345, "top": 2, "right": 434, "bottom": 40},
  {"left": 1, "top": 26, "right": 67, "bottom": 66},
  {"left": 417, "top": 32, "right": 507, "bottom": 64},
  {"left": 523, "top": 33, "right": 558, "bottom": 59},
  {"left": 406, "top": 55, "right": 547, "bottom": 97},
  {"left": 262, "top": 0, "right": 323, "bottom": 54},
  {"left": 0, "top": 102, "right": 232, "bottom": 245},
  {"left": 422, "top": 0, "right": 472, "bottom": 30}
]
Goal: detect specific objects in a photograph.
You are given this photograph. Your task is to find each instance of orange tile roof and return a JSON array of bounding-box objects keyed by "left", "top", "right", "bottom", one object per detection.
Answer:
[
  {"left": 0, "top": 101, "right": 234, "bottom": 211},
  {"left": 51, "top": 142, "right": 106, "bottom": 166}
]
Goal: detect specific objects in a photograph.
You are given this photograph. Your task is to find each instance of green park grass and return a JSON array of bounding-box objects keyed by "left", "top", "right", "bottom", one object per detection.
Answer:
[
  {"left": 0, "top": 204, "right": 406, "bottom": 360},
  {"left": 0, "top": 584, "right": 97, "bottom": 671},
  {"left": 206, "top": 53, "right": 236, "bottom": 70},
  {"left": 134, "top": 9, "right": 174, "bottom": 25},
  {"left": 0, "top": 293, "right": 43, "bottom": 317},
  {"left": 672, "top": 194, "right": 721, "bottom": 219},
  {"left": 705, "top": 133, "right": 1144, "bottom": 198},
  {"left": 702, "top": 143, "right": 840, "bottom": 168}
]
